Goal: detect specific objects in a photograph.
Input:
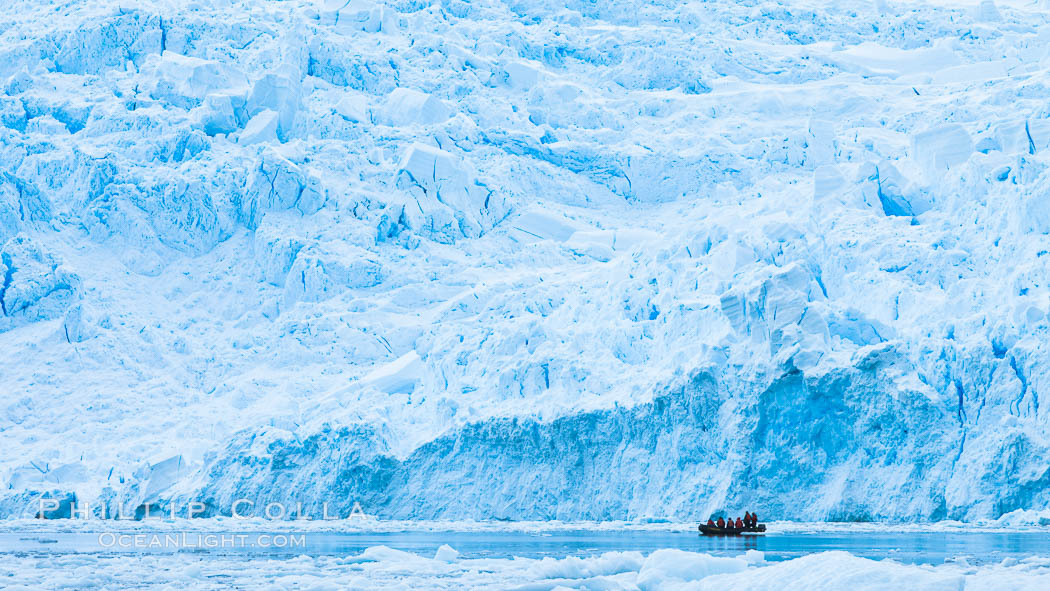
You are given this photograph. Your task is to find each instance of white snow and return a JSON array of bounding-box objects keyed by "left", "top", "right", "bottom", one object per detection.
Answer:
[
  {"left": 238, "top": 109, "right": 279, "bottom": 145},
  {"left": 357, "top": 350, "right": 426, "bottom": 395}
]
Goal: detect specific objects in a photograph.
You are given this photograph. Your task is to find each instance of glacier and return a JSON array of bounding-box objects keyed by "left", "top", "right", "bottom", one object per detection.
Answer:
[{"left": 2, "top": 0, "right": 1050, "bottom": 524}]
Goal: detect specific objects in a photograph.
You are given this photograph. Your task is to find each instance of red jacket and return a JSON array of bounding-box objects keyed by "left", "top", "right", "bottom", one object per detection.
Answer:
[
  {"left": 735, "top": 518, "right": 744, "bottom": 528},
  {"left": 716, "top": 518, "right": 725, "bottom": 527}
]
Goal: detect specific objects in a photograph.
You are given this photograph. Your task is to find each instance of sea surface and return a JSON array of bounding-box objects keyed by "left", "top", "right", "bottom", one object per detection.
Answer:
[{"left": 4, "top": 528, "right": 1049, "bottom": 566}]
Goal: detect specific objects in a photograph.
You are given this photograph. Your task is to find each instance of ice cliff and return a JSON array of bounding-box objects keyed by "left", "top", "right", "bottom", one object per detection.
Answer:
[{"left": 2, "top": 0, "right": 1050, "bottom": 521}]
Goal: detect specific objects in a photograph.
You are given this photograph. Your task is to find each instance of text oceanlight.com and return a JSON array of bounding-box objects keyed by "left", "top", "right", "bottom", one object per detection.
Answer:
[{"left": 97, "top": 533, "right": 306, "bottom": 549}]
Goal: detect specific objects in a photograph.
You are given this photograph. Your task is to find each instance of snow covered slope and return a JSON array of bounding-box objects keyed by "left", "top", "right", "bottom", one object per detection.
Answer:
[{"left": 2, "top": 0, "right": 1050, "bottom": 521}]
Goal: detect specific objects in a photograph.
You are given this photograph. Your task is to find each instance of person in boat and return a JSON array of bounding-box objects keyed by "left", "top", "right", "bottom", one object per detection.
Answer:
[
  {"left": 751, "top": 512, "right": 759, "bottom": 526},
  {"left": 707, "top": 518, "right": 716, "bottom": 526},
  {"left": 744, "top": 511, "right": 753, "bottom": 527},
  {"left": 735, "top": 517, "right": 744, "bottom": 528},
  {"left": 716, "top": 517, "right": 726, "bottom": 528}
]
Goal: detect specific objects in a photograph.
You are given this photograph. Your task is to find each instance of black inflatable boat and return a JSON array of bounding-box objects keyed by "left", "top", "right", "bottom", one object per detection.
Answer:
[{"left": 698, "top": 523, "right": 767, "bottom": 536}]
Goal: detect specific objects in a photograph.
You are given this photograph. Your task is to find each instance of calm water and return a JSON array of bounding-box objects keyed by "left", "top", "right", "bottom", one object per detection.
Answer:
[{"left": 3, "top": 529, "right": 1049, "bottom": 565}]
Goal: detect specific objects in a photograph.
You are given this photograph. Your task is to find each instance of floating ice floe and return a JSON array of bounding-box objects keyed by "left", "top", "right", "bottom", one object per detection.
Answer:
[{"left": 3, "top": 546, "right": 1050, "bottom": 590}]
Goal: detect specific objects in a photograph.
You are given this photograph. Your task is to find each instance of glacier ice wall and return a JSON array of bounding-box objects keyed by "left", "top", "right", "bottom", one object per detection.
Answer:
[{"left": 2, "top": 0, "right": 1050, "bottom": 521}]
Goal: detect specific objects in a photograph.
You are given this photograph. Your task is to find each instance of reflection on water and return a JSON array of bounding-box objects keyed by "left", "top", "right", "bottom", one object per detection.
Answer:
[{"left": 3, "top": 529, "right": 1049, "bottom": 565}]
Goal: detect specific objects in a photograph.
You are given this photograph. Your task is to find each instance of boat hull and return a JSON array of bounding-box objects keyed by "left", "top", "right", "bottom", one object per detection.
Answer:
[{"left": 698, "top": 524, "right": 766, "bottom": 536}]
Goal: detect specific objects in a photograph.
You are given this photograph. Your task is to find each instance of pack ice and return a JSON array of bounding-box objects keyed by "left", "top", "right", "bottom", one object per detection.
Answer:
[
  {"left": 2, "top": 0, "right": 1050, "bottom": 522},
  {"left": 10, "top": 546, "right": 1050, "bottom": 591}
]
